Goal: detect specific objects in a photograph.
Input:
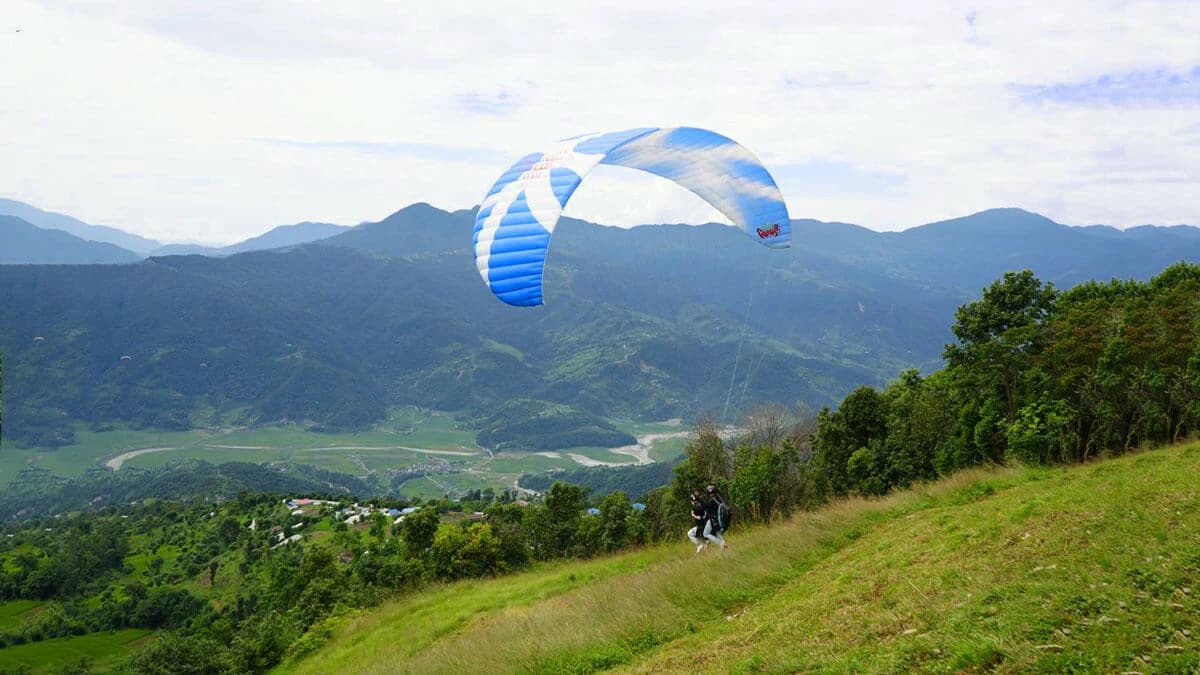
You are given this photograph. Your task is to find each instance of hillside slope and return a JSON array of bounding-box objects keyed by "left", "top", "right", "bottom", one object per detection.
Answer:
[{"left": 289, "top": 444, "right": 1200, "bottom": 674}]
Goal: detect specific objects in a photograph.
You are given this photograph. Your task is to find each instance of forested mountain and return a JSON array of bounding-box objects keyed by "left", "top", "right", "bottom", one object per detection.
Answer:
[
  {"left": 0, "top": 235, "right": 887, "bottom": 447},
  {"left": 3, "top": 203, "right": 1200, "bottom": 451},
  {"left": 0, "top": 216, "right": 141, "bottom": 265}
]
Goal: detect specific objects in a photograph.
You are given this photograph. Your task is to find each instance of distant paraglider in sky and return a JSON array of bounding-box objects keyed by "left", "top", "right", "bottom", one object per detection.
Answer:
[
  {"left": 120, "top": 355, "right": 132, "bottom": 361},
  {"left": 472, "top": 127, "right": 791, "bottom": 307}
]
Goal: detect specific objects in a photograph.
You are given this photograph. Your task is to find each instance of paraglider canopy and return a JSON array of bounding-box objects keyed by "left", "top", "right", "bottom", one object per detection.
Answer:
[{"left": 473, "top": 127, "right": 791, "bottom": 307}]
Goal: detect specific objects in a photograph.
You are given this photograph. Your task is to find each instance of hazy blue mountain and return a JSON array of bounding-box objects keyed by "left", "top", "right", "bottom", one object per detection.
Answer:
[
  {"left": 324, "top": 202, "right": 475, "bottom": 257},
  {"left": 793, "top": 207, "right": 1200, "bottom": 294},
  {"left": 145, "top": 222, "right": 351, "bottom": 258},
  {"left": 222, "top": 221, "right": 350, "bottom": 254},
  {"left": 0, "top": 198, "right": 160, "bottom": 254},
  {"left": 0, "top": 199, "right": 351, "bottom": 262},
  {"left": 0, "top": 215, "right": 141, "bottom": 264},
  {"left": 150, "top": 243, "right": 223, "bottom": 256}
]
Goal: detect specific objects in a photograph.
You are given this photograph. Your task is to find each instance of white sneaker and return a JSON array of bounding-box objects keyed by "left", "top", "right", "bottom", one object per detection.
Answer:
[{"left": 695, "top": 544, "right": 705, "bottom": 553}]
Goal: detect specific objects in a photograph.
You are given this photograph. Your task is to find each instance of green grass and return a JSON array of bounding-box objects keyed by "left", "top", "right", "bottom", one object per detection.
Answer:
[
  {"left": 289, "top": 443, "right": 1200, "bottom": 674},
  {"left": 395, "top": 472, "right": 514, "bottom": 500},
  {"left": 396, "top": 476, "right": 458, "bottom": 501},
  {"left": 0, "top": 600, "right": 43, "bottom": 631},
  {"left": 484, "top": 453, "right": 578, "bottom": 474},
  {"left": 0, "top": 629, "right": 150, "bottom": 672},
  {"left": 646, "top": 437, "right": 685, "bottom": 463},
  {"left": 282, "top": 550, "right": 679, "bottom": 673},
  {"left": 124, "top": 544, "right": 181, "bottom": 579}
]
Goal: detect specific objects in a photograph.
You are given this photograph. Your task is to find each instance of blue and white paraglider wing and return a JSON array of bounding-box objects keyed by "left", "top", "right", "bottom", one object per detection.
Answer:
[{"left": 473, "top": 126, "right": 790, "bottom": 306}]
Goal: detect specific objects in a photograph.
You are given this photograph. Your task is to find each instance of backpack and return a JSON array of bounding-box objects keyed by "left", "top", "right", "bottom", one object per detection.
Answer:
[{"left": 716, "top": 500, "right": 734, "bottom": 532}]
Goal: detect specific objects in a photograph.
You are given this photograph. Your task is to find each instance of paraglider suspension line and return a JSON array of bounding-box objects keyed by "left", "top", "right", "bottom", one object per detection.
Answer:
[{"left": 720, "top": 252, "right": 776, "bottom": 426}]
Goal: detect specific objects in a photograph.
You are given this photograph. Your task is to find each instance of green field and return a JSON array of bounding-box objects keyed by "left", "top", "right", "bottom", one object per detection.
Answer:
[
  {"left": 0, "top": 600, "right": 43, "bottom": 632},
  {"left": 482, "top": 452, "right": 577, "bottom": 475},
  {"left": 0, "top": 629, "right": 150, "bottom": 672},
  {"left": 396, "top": 471, "right": 514, "bottom": 500},
  {"left": 288, "top": 443, "right": 1200, "bottom": 674}
]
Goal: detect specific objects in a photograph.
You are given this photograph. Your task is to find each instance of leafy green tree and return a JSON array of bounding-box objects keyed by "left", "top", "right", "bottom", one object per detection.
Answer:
[
  {"left": 812, "top": 386, "right": 888, "bottom": 496},
  {"left": 369, "top": 512, "right": 388, "bottom": 540},
  {"left": 431, "top": 523, "right": 502, "bottom": 578},
  {"left": 216, "top": 516, "right": 242, "bottom": 545},
  {"left": 122, "top": 632, "right": 235, "bottom": 675},
  {"left": 542, "top": 482, "right": 586, "bottom": 557},
  {"left": 597, "top": 491, "right": 631, "bottom": 552},
  {"left": 483, "top": 502, "right": 530, "bottom": 570},
  {"left": 944, "top": 270, "right": 1056, "bottom": 461},
  {"left": 880, "top": 369, "right": 951, "bottom": 487},
  {"left": 730, "top": 442, "right": 788, "bottom": 520},
  {"left": 398, "top": 507, "right": 440, "bottom": 557}
]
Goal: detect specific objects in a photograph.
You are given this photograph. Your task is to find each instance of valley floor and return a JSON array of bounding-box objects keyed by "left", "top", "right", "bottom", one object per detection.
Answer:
[
  {"left": 0, "top": 413, "right": 690, "bottom": 501},
  {"left": 287, "top": 443, "right": 1200, "bottom": 674}
]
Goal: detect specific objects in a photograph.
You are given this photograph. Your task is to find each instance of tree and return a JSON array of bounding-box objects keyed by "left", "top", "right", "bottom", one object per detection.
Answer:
[
  {"left": 123, "top": 632, "right": 235, "bottom": 675},
  {"left": 597, "top": 491, "right": 631, "bottom": 552},
  {"left": 944, "top": 270, "right": 1056, "bottom": 439},
  {"left": 880, "top": 370, "right": 951, "bottom": 487},
  {"left": 431, "top": 523, "right": 501, "bottom": 579},
  {"left": 542, "top": 482, "right": 586, "bottom": 557},
  {"left": 483, "top": 502, "right": 530, "bottom": 570},
  {"left": 398, "top": 507, "right": 439, "bottom": 557},
  {"left": 812, "top": 386, "right": 888, "bottom": 496},
  {"left": 369, "top": 512, "right": 388, "bottom": 540}
]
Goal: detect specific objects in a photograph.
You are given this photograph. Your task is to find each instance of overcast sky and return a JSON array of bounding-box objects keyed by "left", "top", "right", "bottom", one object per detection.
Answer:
[{"left": 3, "top": 1, "right": 1199, "bottom": 244}]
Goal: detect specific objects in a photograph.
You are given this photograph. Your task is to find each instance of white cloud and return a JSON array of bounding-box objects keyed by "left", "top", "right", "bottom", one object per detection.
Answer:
[{"left": 2, "top": 0, "right": 1199, "bottom": 243}]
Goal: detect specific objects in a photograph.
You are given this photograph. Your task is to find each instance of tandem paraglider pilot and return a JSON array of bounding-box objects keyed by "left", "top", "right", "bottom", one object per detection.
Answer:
[{"left": 687, "top": 485, "right": 730, "bottom": 552}]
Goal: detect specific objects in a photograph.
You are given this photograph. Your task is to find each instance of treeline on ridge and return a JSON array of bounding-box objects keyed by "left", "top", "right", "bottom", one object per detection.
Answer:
[{"left": 663, "top": 262, "right": 1200, "bottom": 529}]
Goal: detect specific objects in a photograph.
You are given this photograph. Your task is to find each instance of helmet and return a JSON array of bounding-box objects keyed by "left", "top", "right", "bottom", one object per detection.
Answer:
[{"left": 706, "top": 484, "right": 717, "bottom": 493}]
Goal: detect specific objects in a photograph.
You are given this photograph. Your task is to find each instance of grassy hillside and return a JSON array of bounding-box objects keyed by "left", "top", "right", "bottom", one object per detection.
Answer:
[{"left": 289, "top": 443, "right": 1200, "bottom": 674}]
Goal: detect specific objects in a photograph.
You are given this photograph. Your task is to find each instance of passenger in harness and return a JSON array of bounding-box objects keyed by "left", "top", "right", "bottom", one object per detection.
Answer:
[
  {"left": 701, "top": 484, "right": 729, "bottom": 551},
  {"left": 687, "top": 491, "right": 709, "bottom": 553}
]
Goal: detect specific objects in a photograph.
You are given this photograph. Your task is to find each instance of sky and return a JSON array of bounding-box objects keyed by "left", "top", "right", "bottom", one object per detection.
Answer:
[{"left": 2, "top": 1, "right": 1199, "bottom": 245}]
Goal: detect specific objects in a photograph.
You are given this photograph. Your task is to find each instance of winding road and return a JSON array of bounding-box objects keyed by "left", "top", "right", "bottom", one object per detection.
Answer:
[{"left": 104, "top": 443, "right": 476, "bottom": 471}]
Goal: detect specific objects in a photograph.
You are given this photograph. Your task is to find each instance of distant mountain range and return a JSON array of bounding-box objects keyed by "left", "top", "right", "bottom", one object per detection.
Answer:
[
  {"left": 0, "top": 199, "right": 349, "bottom": 262},
  {"left": 0, "top": 198, "right": 160, "bottom": 254},
  {"left": 793, "top": 208, "right": 1200, "bottom": 293},
  {"left": 148, "top": 221, "right": 350, "bottom": 257},
  {"left": 2, "top": 201, "right": 1200, "bottom": 451},
  {"left": 0, "top": 215, "right": 141, "bottom": 264}
]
